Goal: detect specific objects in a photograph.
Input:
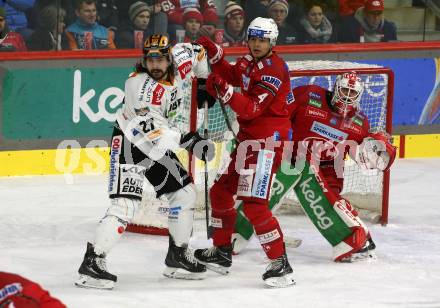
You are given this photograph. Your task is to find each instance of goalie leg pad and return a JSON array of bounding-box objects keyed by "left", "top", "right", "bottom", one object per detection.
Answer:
[
  {"left": 293, "top": 161, "right": 368, "bottom": 251},
  {"left": 94, "top": 197, "right": 139, "bottom": 255},
  {"left": 165, "top": 184, "right": 197, "bottom": 247}
]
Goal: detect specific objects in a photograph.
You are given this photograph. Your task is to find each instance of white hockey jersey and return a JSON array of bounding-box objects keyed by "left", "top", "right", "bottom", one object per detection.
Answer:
[{"left": 116, "top": 43, "right": 209, "bottom": 160}]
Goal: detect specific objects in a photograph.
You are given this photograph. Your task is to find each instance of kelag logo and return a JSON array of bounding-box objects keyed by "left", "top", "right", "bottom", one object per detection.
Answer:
[{"left": 72, "top": 69, "right": 125, "bottom": 123}]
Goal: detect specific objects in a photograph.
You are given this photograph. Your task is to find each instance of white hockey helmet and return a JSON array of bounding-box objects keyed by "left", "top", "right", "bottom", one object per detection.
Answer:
[
  {"left": 247, "top": 17, "right": 279, "bottom": 46},
  {"left": 331, "top": 72, "right": 364, "bottom": 117}
]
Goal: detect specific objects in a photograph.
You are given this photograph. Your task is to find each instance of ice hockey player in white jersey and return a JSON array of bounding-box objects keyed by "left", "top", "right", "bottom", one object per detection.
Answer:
[{"left": 75, "top": 34, "right": 216, "bottom": 289}]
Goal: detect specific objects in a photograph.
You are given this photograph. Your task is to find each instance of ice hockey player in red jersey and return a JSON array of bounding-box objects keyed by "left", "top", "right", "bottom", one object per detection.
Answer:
[
  {"left": 231, "top": 72, "right": 396, "bottom": 262},
  {"left": 193, "top": 17, "right": 295, "bottom": 288},
  {"left": 0, "top": 272, "right": 66, "bottom": 308}
]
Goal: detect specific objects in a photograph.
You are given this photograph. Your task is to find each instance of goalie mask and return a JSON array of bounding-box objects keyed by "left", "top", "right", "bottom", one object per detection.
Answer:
[
  {"left": 247, "top": 17, "right": 279, "bottom": 47},
  {"left": 331, "top": 72, "right": 364, "bottom": 117}
]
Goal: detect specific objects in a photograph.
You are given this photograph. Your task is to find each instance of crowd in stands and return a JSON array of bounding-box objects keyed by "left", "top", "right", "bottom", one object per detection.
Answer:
[{"left": 0, "top": 0, "right": 403, "bottom": 52}]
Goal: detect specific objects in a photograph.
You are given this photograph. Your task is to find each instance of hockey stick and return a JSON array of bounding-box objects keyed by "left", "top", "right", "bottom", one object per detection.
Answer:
[
  {"left": 214, "top": 84, "right": 240, "bottom": 143},
  {"left": 203, "top": 101, "right": 213, "bottom": 239}
]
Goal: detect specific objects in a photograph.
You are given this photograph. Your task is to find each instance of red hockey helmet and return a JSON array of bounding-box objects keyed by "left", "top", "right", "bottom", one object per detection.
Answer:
[{"left": 331, "top": 72, "right": 364, "bottom": 117}]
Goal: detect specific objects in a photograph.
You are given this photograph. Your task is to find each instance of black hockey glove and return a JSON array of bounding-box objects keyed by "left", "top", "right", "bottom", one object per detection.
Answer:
[
  {"left": 180, "top": 131, "right": 215, "bottom": 162},
  {"left": 197, "top": 78, "right": 216, "bottom": 109}
]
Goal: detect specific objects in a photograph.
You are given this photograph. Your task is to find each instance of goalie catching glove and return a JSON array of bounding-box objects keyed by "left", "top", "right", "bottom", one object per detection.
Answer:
[
  {"left": 206, "top": 73, "right": 234, "bottom": 105},
  {"left": 180, "top": 131, "right": 215, "bottom": 162},
  {"left": 356, "top": 132, "right": 396, "bottom": 171}
]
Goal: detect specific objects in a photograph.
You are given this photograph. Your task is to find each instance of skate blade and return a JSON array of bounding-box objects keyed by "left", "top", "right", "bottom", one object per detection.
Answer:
[
  {"left": 163, "top": 267, "right": 206, "bottom": 280},
  {"left": 264, "top": 273, "right": 296, "bottom": 288},
  {"left": 204, "top": 263, "right": 230, "bottom": 275},
  {"left": 75, "top": 274, "right": 115, "bottom": 290},
  {"left": 285, "top": 237, "right": 302, "bottom": 248},
  {"left": 340, "top": 251, "right": 377, "bottom": 263}
]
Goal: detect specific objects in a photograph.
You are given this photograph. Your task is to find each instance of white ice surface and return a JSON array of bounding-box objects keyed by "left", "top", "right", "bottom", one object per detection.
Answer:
[{"left": 1, "top": 158, "right": 440, "bottom": 308}]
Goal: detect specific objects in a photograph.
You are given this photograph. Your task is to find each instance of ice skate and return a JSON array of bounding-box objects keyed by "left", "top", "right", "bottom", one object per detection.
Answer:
[
  {"left": 194, "top": 245, "right": 232, "bottom": 275},
  {"left": 339, "top": 238, "right": 377, "bottom": 263},
  {"left": 75, "top": 242, "right": 117, "bottom": 290},
  {"left": 163, "top": 238, "right": 206, "bottom": 280},
  {"left": 262, "top": 254, "right": 295, "bottom": 288}
]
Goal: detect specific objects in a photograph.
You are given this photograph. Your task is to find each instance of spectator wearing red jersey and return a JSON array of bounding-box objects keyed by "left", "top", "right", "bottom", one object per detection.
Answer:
[
  {"left": 338, "top": 0, "right": 397, "bottom": 43},
  {"left": 158, "top": 0, "right": 217, "bottom": 44},
  {"left": 0, "top": 272, "right": 66, "bottom": 307},
  {"left": 222, "top": 1, "right": 246, "bottom": 47},
  {"left": 338, "top": 0, "right": 366, "bottom": 17},
  {"left": 181, "top": 7, "right": 202, "bottom": 42},
  {"left": 0, "top": 7, "right": 27, "bottom": 51}
]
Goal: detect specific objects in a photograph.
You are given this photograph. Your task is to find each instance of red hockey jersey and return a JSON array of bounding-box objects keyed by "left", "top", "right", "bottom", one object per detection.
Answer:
[
  {"left": 288, "top": 84, "right": 370, "bottom": 163},
  {"left": 211, "top": 53, "right": 292, "bottom": 141},
  {"left": 159, "top": 0, "right": 217, "bottom": 25},
  {"left": 0, "top": 272, "right": 65, "bottom": 308}
]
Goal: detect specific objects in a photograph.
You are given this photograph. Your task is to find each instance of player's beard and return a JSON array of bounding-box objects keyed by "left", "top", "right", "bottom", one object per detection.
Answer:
[{"left": 149, "top": 68, "right": 167, "bottom": 81}]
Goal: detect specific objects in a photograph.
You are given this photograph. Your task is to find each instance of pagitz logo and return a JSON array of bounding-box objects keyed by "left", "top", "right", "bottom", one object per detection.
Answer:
[{"left": 261, "top": 75, "right": 282, "bottom": 90}]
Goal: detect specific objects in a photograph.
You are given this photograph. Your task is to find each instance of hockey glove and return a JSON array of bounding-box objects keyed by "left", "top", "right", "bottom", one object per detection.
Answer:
[
  {"left": 195, "top": 36, "right": 224, "bottom": 65},
  {"left": 180, "top": 131, "right": 215, "bottom": 162},
  {"left": 197, "top": 78, "right": 216, "bottom": 109},
  {"left": 206, "top": 73, "right": 233, "bottom": 105}
]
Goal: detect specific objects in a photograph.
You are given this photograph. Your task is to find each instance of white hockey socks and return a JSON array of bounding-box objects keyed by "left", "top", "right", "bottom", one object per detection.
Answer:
[
  {"left": 166, "top": 184, "right": 197, "bottom": 247},
  {"left": 94, "top": 198, "right": 138, "bottom": 255}
]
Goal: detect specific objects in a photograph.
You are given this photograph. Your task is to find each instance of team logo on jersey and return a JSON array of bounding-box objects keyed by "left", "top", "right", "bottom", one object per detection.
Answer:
[
  {"left": 265, "top": 58, "right": 272, "bottom": 66},
  {"left": 311, "top": 121, "right": 348, "bottom": 143},
  {"left": 309, "top": 92, "right": 321, "bottom": 100},
  {"left": 252, "top": 150, "right": 275, "bottom": 199},
  {"left": 178, "top": 60, "right": 192, "bottom": 79},
  {"left": 305, "top": 106, "right": 328, "bottom": 119},
  {"left": 308, "top": 99, "right": 322, "bottom": 108},
  {"left": 108, "top": 135, "right": 122, "bottom": 194},
  {"left": 261, "top": 75, "right": 282, "bottom": 90},
  {"left": 287, "top": 91, "right": 295, "bottom": 104},
  {"left": 341, "top": 120, "right": 362, "bottom": 134},
  {"left": 237, "top": 169, "right": 254, "bottom": 197},
  {"left": 151, "top": 84, "right": 165, "bottom": 105},
  {"left": 0, "top": 283, "right": 23, "bottom": 301},
  {"left": 351, "top": 116, "right": 363, "bottom": 126},
  {"left": 242, "top": 74, "right": 250, "bottom": 91},
  {"left": 330, "top": 117, "right": 338, "bottom": 125}
]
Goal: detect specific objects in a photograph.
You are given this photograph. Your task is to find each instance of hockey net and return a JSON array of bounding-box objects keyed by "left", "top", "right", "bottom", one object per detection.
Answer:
[{"left": 126, "top": 61, "right": 394, "bottom": 235}]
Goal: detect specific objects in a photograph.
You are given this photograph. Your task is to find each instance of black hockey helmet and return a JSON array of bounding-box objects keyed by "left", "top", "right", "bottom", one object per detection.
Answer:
[{"left": 143, "top": 34, "right": 171, "bottom": 58}]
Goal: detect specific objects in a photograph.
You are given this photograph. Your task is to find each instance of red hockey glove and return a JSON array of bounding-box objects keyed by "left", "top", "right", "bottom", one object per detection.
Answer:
[
  {"left": 195, "top": 36, "right": 224, "bottom": 65},
  {"left": 206, "top": 73, "right": 233, "bottom": 104}
]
